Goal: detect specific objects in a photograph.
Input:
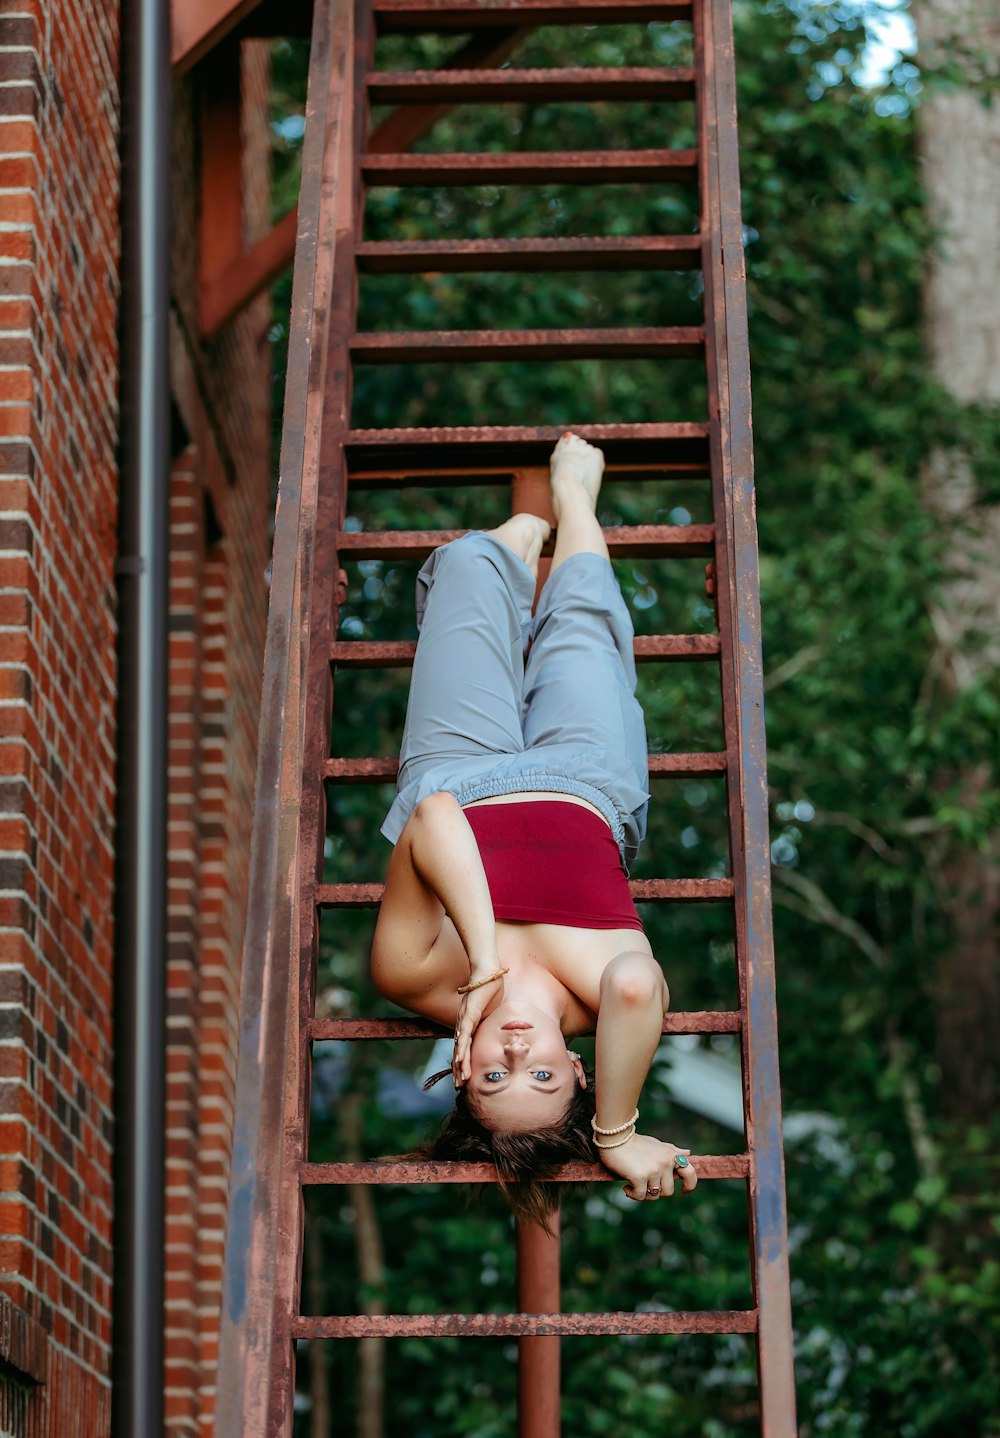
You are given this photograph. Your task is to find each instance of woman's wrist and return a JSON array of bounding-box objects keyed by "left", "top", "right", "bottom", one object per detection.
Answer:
[
  {"left": 457, "top": 963, "right": 508, "bottom": 995},
  {"left": 468, "top": 951, "right": 503, "bottom": 979},
  {"left": 591, "top": 1108, "right": 639, "bottom": 1150}
]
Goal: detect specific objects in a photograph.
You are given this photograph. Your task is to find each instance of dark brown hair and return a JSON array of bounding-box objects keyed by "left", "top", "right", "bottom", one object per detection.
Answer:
[{"left": 425, "top": 1075, "right": 597, "bottom": 1231}]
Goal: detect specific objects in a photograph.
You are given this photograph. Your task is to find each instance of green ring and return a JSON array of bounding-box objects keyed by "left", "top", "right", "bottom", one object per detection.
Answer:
[{"left": 674, "top": 1154, "right": 690, "bottom": 1169}]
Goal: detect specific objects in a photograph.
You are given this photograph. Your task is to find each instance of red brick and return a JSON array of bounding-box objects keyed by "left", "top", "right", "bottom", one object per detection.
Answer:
[{"left": 0, "top": 403, "right": 33, "bottom": 439}]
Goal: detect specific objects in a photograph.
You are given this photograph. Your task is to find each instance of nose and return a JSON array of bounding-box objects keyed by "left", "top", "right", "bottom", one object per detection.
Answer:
[{"left": 503, "top": 1038, "right": 530, "bottom": 1060}]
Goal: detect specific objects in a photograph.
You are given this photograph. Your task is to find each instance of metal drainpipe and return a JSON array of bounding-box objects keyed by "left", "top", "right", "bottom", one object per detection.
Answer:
[{"left": 112, "top": 0, "right": 170, "bottom": 1432}]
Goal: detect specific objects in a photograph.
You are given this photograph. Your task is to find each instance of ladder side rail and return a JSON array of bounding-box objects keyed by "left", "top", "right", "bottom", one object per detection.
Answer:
[
  {"left": 214, "top": 3, "right": 354, "bottom": 1433},
  {"left": 695, "top": 0, "right": 797, "bottom": 1432},
  {"left": 280, "top": 1, "right": 378, "bottom": 1431}
]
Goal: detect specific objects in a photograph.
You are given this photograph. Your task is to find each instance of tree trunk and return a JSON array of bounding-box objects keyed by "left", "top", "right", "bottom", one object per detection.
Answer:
[{"left": 912, "top": 0, "right": 1000, "bottom": 1121}]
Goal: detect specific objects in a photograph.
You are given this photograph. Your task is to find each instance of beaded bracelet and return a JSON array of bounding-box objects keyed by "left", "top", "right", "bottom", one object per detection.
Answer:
[
  {"left": 593, "top": 1127, "right": 636, "bottom": 1151},
  {"left": 591, "top": 1108, "right": 639, "bottom": 1138},
  {"left": 457, "top": 966, "right": 509, "bottom": 995}
]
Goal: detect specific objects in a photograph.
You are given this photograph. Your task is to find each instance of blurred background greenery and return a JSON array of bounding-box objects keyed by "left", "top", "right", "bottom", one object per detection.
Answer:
[{"left": 263, "top": 3, "right": 1000, "bottom": 1433}]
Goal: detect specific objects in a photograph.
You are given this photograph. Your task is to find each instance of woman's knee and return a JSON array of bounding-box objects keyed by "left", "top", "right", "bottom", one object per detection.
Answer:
[
  {"left": 435, "top": 531, "right": 497, "bottom": 574},
  {"left": 600, "top": 950, "right": 667, "bottom": 1010}
]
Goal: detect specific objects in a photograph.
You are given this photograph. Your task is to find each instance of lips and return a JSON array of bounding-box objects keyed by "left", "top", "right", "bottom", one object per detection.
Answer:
[{"left": 501, "top": 1021, "right": 534, "bottom": 1031}]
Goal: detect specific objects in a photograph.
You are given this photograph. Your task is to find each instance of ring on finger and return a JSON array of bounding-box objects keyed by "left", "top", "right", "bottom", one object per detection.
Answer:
[{"left": 647, "top": 1186, "right": 661, "bottom": 1198}]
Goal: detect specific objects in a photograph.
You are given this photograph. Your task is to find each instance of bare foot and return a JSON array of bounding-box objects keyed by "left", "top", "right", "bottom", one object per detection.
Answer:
[
  {"left": 550, "top": 432, "right": 605, "bottom": 523},
  {"left": 486, "top": 512, "right": 551, "bottom": 578}
]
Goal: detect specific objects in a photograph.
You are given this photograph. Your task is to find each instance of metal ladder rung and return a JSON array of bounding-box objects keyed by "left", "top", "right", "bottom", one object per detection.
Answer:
[
  {"left": 372, "top": 0, "right": 694, "bottom": 35},
  {"left": 331, "top": 634, "right": 720, "bottom": 667},
  {"left": 323, "top": 752, "right": 728, "bottom": 782},
  {"left": 350, "top": 326, "right": 705, "bottom": 363},
  {"left": 335, "top": 523, "right": 714, "bottom": 560},
  {"left": 356, "top": 235, "right": 702, "bottom": 274},
  {"left": 345, "top": 423, "right": 711, "bottom": 470},
  {"left": 362, "top": 148, "right": 699, "bottom": 187},
  {"left": 367, "top": 67, "right": 697, "bottom": 105},
  {"left": 293, "top": 1309, "right": 756, "bottom": 1339},
  {"left": 308, "top": 1011, "right": 742, "bottom": 1040},
  {"left": 300, "top": 1154, "right": 749, "bottom": 1185},
  {"left": 316, "top": 878, "right": 734, "bottom": 907}
]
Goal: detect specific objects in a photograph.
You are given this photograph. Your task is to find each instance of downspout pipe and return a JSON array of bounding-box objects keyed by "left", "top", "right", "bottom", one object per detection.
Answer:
[{"left": 112, "top": 0, "right": 171, "bottom": 1432}]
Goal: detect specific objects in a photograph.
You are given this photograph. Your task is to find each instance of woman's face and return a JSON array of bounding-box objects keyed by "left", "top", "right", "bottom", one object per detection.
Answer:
[{"left": 466, "top": 1002, "right": 586, "bottom": 1132}]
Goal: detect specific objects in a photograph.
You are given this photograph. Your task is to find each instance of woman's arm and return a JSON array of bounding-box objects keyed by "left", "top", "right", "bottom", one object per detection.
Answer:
[
  {"left": 371, "top": 792, "right": 502, "bottom": 1056},
  {"left": 592, "top": 952, "right": 698, "bottom": 1199}
]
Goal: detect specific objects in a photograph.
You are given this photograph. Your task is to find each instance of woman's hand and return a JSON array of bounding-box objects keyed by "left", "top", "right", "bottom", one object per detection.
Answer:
[
  {"left": 596, "top": 1132, "right": 698, "bottom": 1201},
  {"left": 452, "top": 968, "right": 505, "bottom": 1088}
]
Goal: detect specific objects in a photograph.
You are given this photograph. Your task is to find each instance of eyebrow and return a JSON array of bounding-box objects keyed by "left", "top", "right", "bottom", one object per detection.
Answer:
[{"left": 476, "top": 1082, "right": 565, "bottom": 1097}]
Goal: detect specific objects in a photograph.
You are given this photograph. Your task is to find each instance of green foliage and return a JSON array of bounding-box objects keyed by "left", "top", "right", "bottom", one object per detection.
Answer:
[{"left": 266, "top": 3, "right": 1000, "bottom": 1433}]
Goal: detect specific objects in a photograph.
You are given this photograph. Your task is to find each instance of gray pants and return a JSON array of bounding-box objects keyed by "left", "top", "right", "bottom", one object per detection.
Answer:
[{"left": 380, "top": 533, "right": 650, "bottom": 869}]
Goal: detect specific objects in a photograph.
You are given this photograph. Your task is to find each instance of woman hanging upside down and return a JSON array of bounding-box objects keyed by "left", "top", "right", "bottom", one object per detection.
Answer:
[{"left": 371, "top": 433, "right": 698, "bottom": 1225}]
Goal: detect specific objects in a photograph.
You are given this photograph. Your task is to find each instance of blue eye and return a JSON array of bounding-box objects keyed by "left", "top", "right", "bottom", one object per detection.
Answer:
[
  {"left": 486, "top": 1071, "right": 505, "bottom": 1083},
  {"left": 534, "top": 1071, "right": 553, "bottom": 1082}
]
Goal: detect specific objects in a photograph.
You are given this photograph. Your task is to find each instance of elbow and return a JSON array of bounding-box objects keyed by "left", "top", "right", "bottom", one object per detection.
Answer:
[
  {"left": 411, "top": 790, "right": 461, "bottom": 827},
  {"left": 601, "top": 952, "right": 667, "bottom": 1011}
]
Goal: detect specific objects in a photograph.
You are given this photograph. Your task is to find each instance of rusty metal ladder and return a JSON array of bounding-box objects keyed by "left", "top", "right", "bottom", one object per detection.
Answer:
[{"left": 215, "top": 1, "right": 797, "bottom": 1433}]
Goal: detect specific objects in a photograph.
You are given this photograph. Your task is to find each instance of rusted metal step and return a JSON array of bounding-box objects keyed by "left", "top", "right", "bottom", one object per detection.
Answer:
[
  {"left": 346, "top": 422, "right": 711, "bottom": 470},
  {"left": 356, "top": 235, "right": 702, "bottom": 273},
  {"left": 323, "top": 751, "right": 728, "bottom": 782},
  {"left": 331, "top": 633, "right": 720, "bottom": 667},
  {"left": 351, "top": 326, "right": 705, "bottom": 363},
  {"left": 367, "top": 68, "right": 697, "bottom": 105},
  {"left": 372, "top": 0, "right": 693, "bottom": 32},
  {"left": 307, "top": 1010, "right": 741, "bottom": 1040},
  {"left": 335, "top": 523, "right": 714, "bottom": 560},
  {"left": 219, "top": 0, "right": 798, "bottom": 1429},
  {"left": 317, "top": 878, "right": 734, "bottom": 906},
  {"left": 300, "top": 1154, "right": 748, "bottom": 1185},
  {"left": 347, "top": 461, "right": 712, "bottom": 489},
  {"left": 294, "top": 1310, "right": 755, "bottom": 1339},
  {"left": 362, "top": 149, "right": 698, "bottom": 187}
]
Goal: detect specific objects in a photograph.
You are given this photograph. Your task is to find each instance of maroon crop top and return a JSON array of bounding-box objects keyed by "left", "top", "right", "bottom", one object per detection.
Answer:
[{"left": 462, "top": 799, "right": 643, "bottom": 932}]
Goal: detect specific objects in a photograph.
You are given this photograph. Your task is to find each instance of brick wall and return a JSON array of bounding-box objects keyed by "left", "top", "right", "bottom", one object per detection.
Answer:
[
  {"left": 0, "top": 6, "right": 273, "bottom": 1435},
  {"left": 163, "top": 41, "right": 272, "bottom": 1438},
  {"left": 0, "top": 0, "right": 119, "bottom": 1432}
]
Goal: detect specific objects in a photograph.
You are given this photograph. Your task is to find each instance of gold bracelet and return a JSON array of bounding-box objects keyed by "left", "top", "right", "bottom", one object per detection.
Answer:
[
  {"left": 457, "top": 965, "right": 509, "bottom": 995},
  {"left": 592, "top": 1108, "right": 639, "bottom": 1138},
  {"left": 593, "top": 1126, "right": 636, "bottom": 1151}
]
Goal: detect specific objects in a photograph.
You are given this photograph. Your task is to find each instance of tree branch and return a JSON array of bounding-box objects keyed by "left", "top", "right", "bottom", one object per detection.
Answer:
[{"left": 772, "top": 868, "right": 940, "bottom": 1181}]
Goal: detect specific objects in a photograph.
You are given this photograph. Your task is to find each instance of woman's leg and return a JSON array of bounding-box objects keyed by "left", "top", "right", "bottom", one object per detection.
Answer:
[
  {"left": 487, "top": 512, "right": 550, "bottom": 575},
  {"left": 396, "top": 517, "right": 550, "bottom": 788},
  {"left": 521, "top": 437, "right": 648, "bottom": 786},
  {"left": 549, "top": 431, "right": 609, "bottom": 572}
]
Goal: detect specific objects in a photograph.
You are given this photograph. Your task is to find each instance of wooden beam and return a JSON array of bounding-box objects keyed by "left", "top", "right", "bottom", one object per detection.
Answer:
[
  {"left": 173, "top": 0, "right": 312, "bottom": 75},
  {"left": 173, "top": 0, "right": 264, "bottom": 76},
  {"left": 198, "top": 42, "right": 244, "bottom": 332},
  {"left": 201, "top": 208, "right": 300, "bottom": 337}
]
